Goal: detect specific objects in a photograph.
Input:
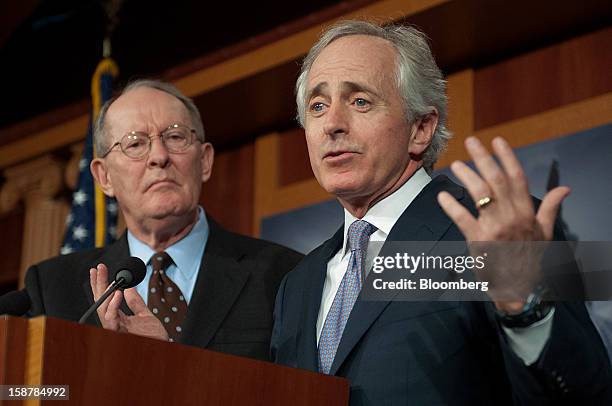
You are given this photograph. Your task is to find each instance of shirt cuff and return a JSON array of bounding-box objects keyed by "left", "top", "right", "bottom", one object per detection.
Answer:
[{"left": 501, "top": 307, "right": 555, "bottom": 365}]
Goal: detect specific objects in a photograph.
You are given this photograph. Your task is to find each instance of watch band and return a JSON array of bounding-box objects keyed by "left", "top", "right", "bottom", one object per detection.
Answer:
[{"left": 496, "top": 285, "right": 554, "bottom": 328}]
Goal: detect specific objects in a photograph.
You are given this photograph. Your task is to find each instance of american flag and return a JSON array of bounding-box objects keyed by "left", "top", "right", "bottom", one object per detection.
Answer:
[{"left": 61, "top": 59, "right": 119, "bottom": 254}]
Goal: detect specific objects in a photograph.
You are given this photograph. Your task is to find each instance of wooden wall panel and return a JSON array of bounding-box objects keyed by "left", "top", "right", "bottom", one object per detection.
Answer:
[
  {"left": 279, "top": 128, "right": 312, "bottom": 186},
  {"left": 437, "top": 69, "right": 474, "bottom": 169},
  {"left": 474, "top": 27, "right": 612, "bottom": 130},
  {"left": 200, "top": 143, "right": 255, "bottom": 236},
  {"left": 0, "top": 208, "right": 24, "bottom": 292}
]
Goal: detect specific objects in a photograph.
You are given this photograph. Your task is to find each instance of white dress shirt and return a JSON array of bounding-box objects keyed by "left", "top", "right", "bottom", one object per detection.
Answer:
[{"left": 316, "top": 167, "right": 553, "bottom": 365}]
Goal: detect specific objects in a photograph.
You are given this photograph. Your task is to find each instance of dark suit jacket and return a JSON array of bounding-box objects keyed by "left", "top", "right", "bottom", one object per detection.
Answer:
[
  {"left": 271, "top": 176, "right": 612, "bottom": 405},
  {"left": 26, "top": 219, "right": 303, "bottom": 361}
]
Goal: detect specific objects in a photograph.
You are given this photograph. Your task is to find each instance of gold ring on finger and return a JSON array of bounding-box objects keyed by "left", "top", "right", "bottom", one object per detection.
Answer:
[{"left": 476, "top": 196, "right": 493, "bottom": 209}]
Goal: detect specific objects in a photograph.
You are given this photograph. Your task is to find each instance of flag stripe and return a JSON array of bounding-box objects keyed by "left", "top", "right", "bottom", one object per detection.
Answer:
[
  {"left": 92, "top": 59, "right": 118, "bottom": 248},
  {"left": 61, "top": 58, "right": 119, "bottom": 255}
]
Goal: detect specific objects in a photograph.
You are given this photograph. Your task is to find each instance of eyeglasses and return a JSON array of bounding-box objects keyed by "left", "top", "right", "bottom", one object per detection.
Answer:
[{"left": 101, "top": 123, "right": 199, "bottom": 159}]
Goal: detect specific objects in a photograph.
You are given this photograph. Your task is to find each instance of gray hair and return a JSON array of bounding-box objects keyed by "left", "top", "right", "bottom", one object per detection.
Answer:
[
  {"left": 295, "top": 20, "right": 451, "bottom": 172},
  {"left": 93, "top": 79, "right": 206, "bottom": 156}
]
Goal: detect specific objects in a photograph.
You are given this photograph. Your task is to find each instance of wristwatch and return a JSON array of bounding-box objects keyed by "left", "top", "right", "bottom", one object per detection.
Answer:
[{"left": 496, "top": 285, "right": 554, "bottom": 328}]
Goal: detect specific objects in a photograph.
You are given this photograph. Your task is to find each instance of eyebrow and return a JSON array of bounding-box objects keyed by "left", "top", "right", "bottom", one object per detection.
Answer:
[
  {"left": 306, "top": 82, "right": 328, "bottom": 103},
  {"left": 341, "top": 81, "right": 380, "bottom": 98},
  {"left": 306, "top": 81, "right": 381, "bottom": 103}
]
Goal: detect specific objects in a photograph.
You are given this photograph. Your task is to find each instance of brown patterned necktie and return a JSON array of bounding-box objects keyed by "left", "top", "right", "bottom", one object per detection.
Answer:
[{"left": 147, "top": 252, "right": 188, "bottom": 342}]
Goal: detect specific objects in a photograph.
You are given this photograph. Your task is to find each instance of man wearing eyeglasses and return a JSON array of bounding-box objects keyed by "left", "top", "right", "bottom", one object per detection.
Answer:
[{"left": 24, "top": 79, "right": 303, "bottom": 360}]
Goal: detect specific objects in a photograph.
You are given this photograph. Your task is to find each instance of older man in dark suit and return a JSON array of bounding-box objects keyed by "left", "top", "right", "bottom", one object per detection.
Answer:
[
  {"left": 271, "top": 20, "right": 612, "bottom": 404},
  {"left": 25, "top": 79, "right": 302, "bottom": 361}
]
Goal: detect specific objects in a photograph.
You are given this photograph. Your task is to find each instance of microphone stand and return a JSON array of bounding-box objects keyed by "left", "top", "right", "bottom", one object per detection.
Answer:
[{"left": 78, "top": 277, "right": 127, "bottom": 324}]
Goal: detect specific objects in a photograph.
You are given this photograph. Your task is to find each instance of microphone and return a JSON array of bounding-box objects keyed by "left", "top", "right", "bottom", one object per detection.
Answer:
[
  {"left": 79, "top": 257, "right": 146, "bottom": 324},
  {"left": 0, "top": 289, "right": 31, "bottom": 316},
  {"left": 110, "top": 257, "right": 147, "bottom": 289}
]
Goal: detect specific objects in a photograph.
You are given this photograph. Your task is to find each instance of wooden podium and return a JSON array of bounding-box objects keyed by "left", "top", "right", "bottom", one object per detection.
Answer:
[{"left": 0, "top": 316, "right": 349, "bottom": 405}]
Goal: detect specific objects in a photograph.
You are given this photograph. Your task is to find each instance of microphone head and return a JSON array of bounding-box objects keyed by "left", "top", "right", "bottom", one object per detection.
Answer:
[
  {"left": 0, "top": 289, "right": 31, "bottom": 316},
  {"left": 112, "top": 257, "right": 146, "bottom": 289}
]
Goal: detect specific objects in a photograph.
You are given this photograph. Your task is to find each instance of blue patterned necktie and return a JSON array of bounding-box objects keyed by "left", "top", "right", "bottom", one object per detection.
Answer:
[{"left": 318, "top": 220, "right": 377, "bottom": 374}]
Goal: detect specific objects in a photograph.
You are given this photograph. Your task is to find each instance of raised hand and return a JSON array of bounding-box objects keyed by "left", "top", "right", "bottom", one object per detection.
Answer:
[
  {"left": 437, "top": 136, "right": 570, "bottom": 311},
  {"left": 90, "top": 264, "right": 169, "bottom": 341}
]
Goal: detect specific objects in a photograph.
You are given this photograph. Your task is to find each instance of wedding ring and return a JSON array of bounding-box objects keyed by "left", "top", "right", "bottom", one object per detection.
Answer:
[{"left": 476, "top": 196, "right": 493, "bottom": 209}]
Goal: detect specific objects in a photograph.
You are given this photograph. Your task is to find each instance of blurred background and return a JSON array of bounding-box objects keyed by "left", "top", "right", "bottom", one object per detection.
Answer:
[{"left": 1, "top": 0, "right": 611, "bottom": 293}]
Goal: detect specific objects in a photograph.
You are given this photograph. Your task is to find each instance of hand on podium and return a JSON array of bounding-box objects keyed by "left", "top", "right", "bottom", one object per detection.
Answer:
[{"left": 90, "top": 264, "right": 169, "bottom": 341}]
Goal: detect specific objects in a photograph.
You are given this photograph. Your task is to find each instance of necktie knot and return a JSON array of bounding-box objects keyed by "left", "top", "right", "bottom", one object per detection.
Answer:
[
  {"left": 151, "top": 252, "right": 173, "bottom": 273},
  {"left": 347, "top": 220, "right": 376, "bottom": 252}
]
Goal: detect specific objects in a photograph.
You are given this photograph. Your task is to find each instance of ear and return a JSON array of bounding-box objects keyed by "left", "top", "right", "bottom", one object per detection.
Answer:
[
  {"left": 90, "top": 158, "right": 115, "bottom": 197},
  {"left": 408, "top": 107, "right": 439, "bottom": 156},
  {"left": 200, "top": 142, "right": 215, "bottom": 183}
]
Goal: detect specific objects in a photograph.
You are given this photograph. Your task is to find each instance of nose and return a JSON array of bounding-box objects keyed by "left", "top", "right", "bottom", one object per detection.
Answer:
[
  {"left": 147, "top": 135, "right": 170, "bottom": 168},
  {"left": 322, "top": 102, "right": 349, "bottom": 137}
]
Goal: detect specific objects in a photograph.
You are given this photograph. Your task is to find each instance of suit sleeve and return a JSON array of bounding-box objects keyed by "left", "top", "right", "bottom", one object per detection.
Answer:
[
  {"left": 495, "top": 301, "right": 612, "bottom": 404},
  {"left": 270, "top": 272, "right": 289, "bottom": 363},
  {"left": 494, "top": 220, "right": 612, "bottom": 403},
  {"left": 24, "top": 265, "right": 45, "bottom": 316}
]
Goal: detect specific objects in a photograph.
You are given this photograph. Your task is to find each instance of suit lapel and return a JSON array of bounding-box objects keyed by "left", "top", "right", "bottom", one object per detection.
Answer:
[
  {"left": 329, "top": 175, "right": 465, "bottom": 375},
  {"left": 79, "top": 219, "right": 250, "bottom": 346},
  {"left": 179, "top": 220, "right": 250, "bottom": 348},
  {"left": 80, "top": 233, "right": 132, "bottom": 326},
  {"left": 297, "top": 226, "right": 344, "bottom": 371}
]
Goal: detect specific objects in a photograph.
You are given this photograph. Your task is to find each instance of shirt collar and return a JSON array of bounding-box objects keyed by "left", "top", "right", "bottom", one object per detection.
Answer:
[
  {"left": 341, "top": 167, "right": 432, "bottom": 254},
  {"left": 127, "top": 206, "right": 209, "bottom": 281}
]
